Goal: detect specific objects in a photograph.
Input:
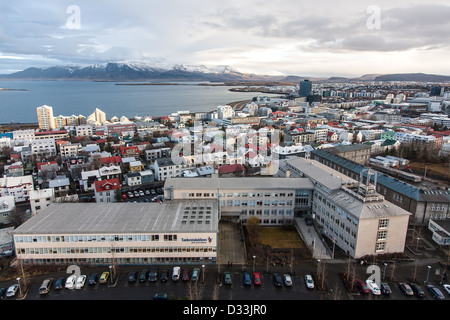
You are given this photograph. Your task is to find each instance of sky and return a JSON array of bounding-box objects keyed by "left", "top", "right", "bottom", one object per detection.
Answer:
[{"left": 1, "top": 0, "right": 450, "bottom": 78}]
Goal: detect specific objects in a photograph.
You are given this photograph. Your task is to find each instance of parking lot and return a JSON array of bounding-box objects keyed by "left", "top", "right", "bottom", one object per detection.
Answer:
[{"left": 1, "top": 260, "right": 448, "bottom": 301}]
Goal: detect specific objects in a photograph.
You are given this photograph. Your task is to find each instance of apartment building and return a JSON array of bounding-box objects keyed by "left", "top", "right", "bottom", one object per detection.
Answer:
[
  {"left": 164, "top": 175, "right": 314, "bottom": 225},
  {"left": 12, "top": 200, "right": 218, "bottom": 266},
  {"left": 75, "top": 125, "right": 93, "bottom": 137},
  {"left": 0, "top": 175, "right": 34, "bottom": 203},
  {"left": 31, "top": 138, "right": 56, "bottom": 157},
  {"left": 36, "top": 105, "right": 55, "bottom": 130},
  {"left": 60, "top": 143, "right": 82, "bottom": 158}
]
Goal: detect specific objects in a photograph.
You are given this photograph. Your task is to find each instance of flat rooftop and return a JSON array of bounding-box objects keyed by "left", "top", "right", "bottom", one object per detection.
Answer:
[
  {"left": 14, "top": 200, "right": 218, "bottom": 235},
  {"left": 165, "top": 175, "right": 315, "bottom": 190}
]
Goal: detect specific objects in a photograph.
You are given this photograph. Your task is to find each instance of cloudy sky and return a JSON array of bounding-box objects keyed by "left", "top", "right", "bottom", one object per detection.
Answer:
[{"left": 1, "top": 0, "right": 449, "bottom": 77}]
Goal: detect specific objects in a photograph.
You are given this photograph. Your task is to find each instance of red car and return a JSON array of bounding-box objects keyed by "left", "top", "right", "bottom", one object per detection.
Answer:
[
  {"left": 182, "top": 269, "right": 190, "bottom": 281},
  {"left": 355, "top": 279, "right": 370, "bottom": 294},
  {"left": 122, "top": 194, "right": 127, "bottom": 199},
  {"left": 253, "top": 272, "right": 262, "bottom": 286}
]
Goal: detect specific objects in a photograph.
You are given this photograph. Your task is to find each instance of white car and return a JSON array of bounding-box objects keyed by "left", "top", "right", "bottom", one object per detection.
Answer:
[
  {"left": 75, "top": 275, "right": 87, "bottom": 289},
  {"left": 139, "top": 190, "right": 144, "bottom": 196},
  {"left": 304, "top": 274, "right": 314, "bottom": 289},
  {"left": 283, "top": 274, "right": 293, "bottom": 287},
  {"left": 65, "top": 274, "right": 77, "bottom": 289},
  {"left": 366, "top": 280, "right": 381, "bottom": 295},
  {"left": 6, "top": 284, "right": 19, "bottom": 297},
  {"left": 443, "top": 284, "right": 450, "bottom": 295}
]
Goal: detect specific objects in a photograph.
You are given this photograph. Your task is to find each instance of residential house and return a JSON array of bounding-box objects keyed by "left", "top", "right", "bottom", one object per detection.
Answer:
[{"left": 94, "top": 178, "right": 121, "bottom": 203}]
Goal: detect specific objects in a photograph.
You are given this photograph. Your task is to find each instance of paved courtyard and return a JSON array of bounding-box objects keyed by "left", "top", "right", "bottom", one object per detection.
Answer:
[{"left": 218, "top": 221, "right": 247, "bottom": 266}]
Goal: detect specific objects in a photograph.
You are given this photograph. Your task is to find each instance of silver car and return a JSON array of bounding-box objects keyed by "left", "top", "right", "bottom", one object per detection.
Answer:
[{"left": 304, "top": 274, "right": 314, "bottom": 289}]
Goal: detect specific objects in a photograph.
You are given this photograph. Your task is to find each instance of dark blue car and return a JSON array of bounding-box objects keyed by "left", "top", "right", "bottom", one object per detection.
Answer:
[{"left": 243, "top": 272, "right": 252, "bottom": 286}]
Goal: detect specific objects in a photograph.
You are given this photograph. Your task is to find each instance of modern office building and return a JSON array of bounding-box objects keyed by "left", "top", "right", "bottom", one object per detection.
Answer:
[
  {"left": 164, "top": 175, "right": 314, "bottom": 224},
  {"left": 280, "top": 157, "right": 411, "bottom": 258},
  {"left": 13, "top": 200, "right": 218, "bottom": 266},
  {"left": 299, "top": 80, "right": 312, "bottom": 97}
]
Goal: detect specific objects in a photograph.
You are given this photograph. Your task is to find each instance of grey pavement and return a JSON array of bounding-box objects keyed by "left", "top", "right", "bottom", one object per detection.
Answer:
[{"left": 295, "top": 217, "right": 331, "bottom": 260}]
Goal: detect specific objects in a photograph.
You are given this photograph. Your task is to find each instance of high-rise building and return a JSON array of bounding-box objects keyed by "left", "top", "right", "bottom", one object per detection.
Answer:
[
  {"left": 299, "top": 80, "right": 312, "bottom": 97},
  {"left": 36, "top": 105, "right": 55, "bottom": 130},
  {"left": 87, "top": 108, "right": 107, "bottom": 125},
  {"left": 430, "top": 86, "right": 444, "bottom": 97}
]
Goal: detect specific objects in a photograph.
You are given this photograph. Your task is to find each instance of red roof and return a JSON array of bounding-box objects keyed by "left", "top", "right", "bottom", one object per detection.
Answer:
[
  {"left": 100, "top": 156, "right": 122, "bottom": 165},
  {"left": 94, "top": 178, "right": 121, "bottom": 193},
  {"left": 218, "top": 164, "right": 245, "bottom": 174}
]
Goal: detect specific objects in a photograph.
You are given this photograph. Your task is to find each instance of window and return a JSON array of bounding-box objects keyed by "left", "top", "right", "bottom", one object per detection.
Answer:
[
  {"left": 378, "top": 219, "right": 389, "bottom": 229},
  {"left": 377, "top": 230, "right": 388, "bottom": 241}
]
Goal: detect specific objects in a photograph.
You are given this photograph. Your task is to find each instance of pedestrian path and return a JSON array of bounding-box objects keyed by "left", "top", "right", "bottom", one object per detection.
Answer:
[{"left": 295, "top": 218, "right": 331, "bottom": 260}]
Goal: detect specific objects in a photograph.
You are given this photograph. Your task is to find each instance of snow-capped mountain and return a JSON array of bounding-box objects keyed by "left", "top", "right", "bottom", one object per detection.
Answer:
[{"left": 0, "top": 61, "right": 278, "bottom": 82}]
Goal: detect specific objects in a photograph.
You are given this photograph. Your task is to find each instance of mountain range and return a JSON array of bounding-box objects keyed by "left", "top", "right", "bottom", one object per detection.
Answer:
[{"left": 1, "top": 61, "right": 450, "bottom": 83}]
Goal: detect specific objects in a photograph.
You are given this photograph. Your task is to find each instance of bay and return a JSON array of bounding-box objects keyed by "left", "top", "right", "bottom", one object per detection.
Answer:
[{"left": 0, "top": 81, "right": 275, "bottom": 123}]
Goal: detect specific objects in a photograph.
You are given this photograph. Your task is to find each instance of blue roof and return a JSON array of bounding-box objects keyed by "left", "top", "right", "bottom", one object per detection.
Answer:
[{"left": 311, "top": 149, "right": 421, "bottom": 200}]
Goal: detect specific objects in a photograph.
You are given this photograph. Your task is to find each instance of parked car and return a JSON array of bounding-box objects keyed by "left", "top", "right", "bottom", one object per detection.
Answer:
[
  {"left": 65, "top": 275, "right": 77, "bottom": 289},
  {"left": 191, "top": 268, "right": 200, "bottom": 282},
  {"left": 122, "top": 194, "right": 127, "bottom": 200},
  {"left": 273, "top": 272, "right": 283, "bottom": 287},
  {"left": 223, "top": 271, "right": 232, "bottom": 285},
  {"left": 380, "top": 282, "right": 391, "bottom": 295},
  {"left": 160, "top": 270, "right": 170, "bottom": 282},
  {"left": 304, "top": 274, "right": 314, "bottom": 289},
  {"left": 75, "top": 275, "right": 87, "bottom": 289},
  {"left": 182, "top": 269, "right": 190, "bottom": 281},
  {"left": 6, "top": 284, "right": 18, "bottom": 298},
  {"left": 88, "top": 273, "right": 99, "bottom": 286},
  {"left": 54, "top": 277, "right": 66, "bottom": 290},
  {"left": 427, "top": 284, "right": 445, "bottom": 300},
  {"left": 145, "top": 189, "right": 150, "bottom": 195},
  {"left": 139, "top": 270, "right": 149, "bottom": 283},
  {"left": 128, "top": 271, "right": 138, "bottom": 283},
  {"left": 153, "top": 293, "right": 168, "bottom": 300},
  {"left": 243, "top": 272, "right": 252, "bottom": 286},
  {"left": 99, "top": 272, "right": 109, "bottom": 284},
  {"left": 139, "top": 190, "right": 144, "bottom": 196},
  {"left": 1, "top": 250, "right": 14, "bottom": 257},
  {"left": 366, "top": 280, "right": 381, "bottom": 295},
  {"left": 283, "top": 274, "right": 293, "bottom": 287},
  {"left": 398, "top": 282, "right": 414, "bottom": 296},
  {"left": 443, "top": 284, "right": 450, "bottom": 295},
  {"left": 172, "top": 267, "right": 181, "bottom": 281},
  {"left": 127, "top": 192, "right": 134, "bottom": 198},
  {"left": 148, "top": 267, "right": 158, "bottom": 282},
  {"left": 133, "top": 191, "right": 139, "bottom": 197},
  {"left": 39, "top": 278, "right": 53, "bottom": 295},
  {"left": 409, "top": 282, "right": 425, "bottom": 298},
  {"left": 253, "top": 272, "right": 262, "bottom": 286},
  {"left": 355, "top": 279, "right": 370, "bottom": 294},
  {"left": 151, "top": 189, "right": 156, "bottom": 195}
]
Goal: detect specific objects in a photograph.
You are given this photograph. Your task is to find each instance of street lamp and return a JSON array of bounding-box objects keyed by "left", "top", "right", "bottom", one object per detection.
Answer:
[
  {"left": 109, "top": 265, "right": 113, "bottom": 285},
  {"left": 425, "top": 266, "right": 431, "bottom": 283},
  {"left": 383, "top": 262, "right": 387, "bottom": 280},
  {"left": 415, "top": 238, "right": 420, "bottom": 253},
  {"left": 202, "top": 265, "right": 205, "bottom": 283},
  {"left": 16, "top": 277, "right": 22, "bottom": 297},
  {"left": 253, "top": 255, "right": 256, "bottom": 273}
]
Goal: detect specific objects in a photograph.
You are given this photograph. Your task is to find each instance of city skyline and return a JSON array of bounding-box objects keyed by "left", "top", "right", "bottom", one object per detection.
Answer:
[{"left": 1, "top": 1, "right": 450, "bottom": 78}]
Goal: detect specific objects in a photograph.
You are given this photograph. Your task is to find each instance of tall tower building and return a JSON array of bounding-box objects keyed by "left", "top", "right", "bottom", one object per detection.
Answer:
[
  {"left": 299, "top": 80, "right": 312, "bottom": 97},
  {"left": 36, "top": 105, "right": 55, "bottom": 130},
  {"left": 87, "top": 108, "right": 107, "bottom": 125}
]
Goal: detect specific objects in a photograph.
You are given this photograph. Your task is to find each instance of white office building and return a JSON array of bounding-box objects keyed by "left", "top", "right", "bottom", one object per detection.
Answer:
[{"left": 13, "top": 201, "right": 218, "bottom": 266}]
